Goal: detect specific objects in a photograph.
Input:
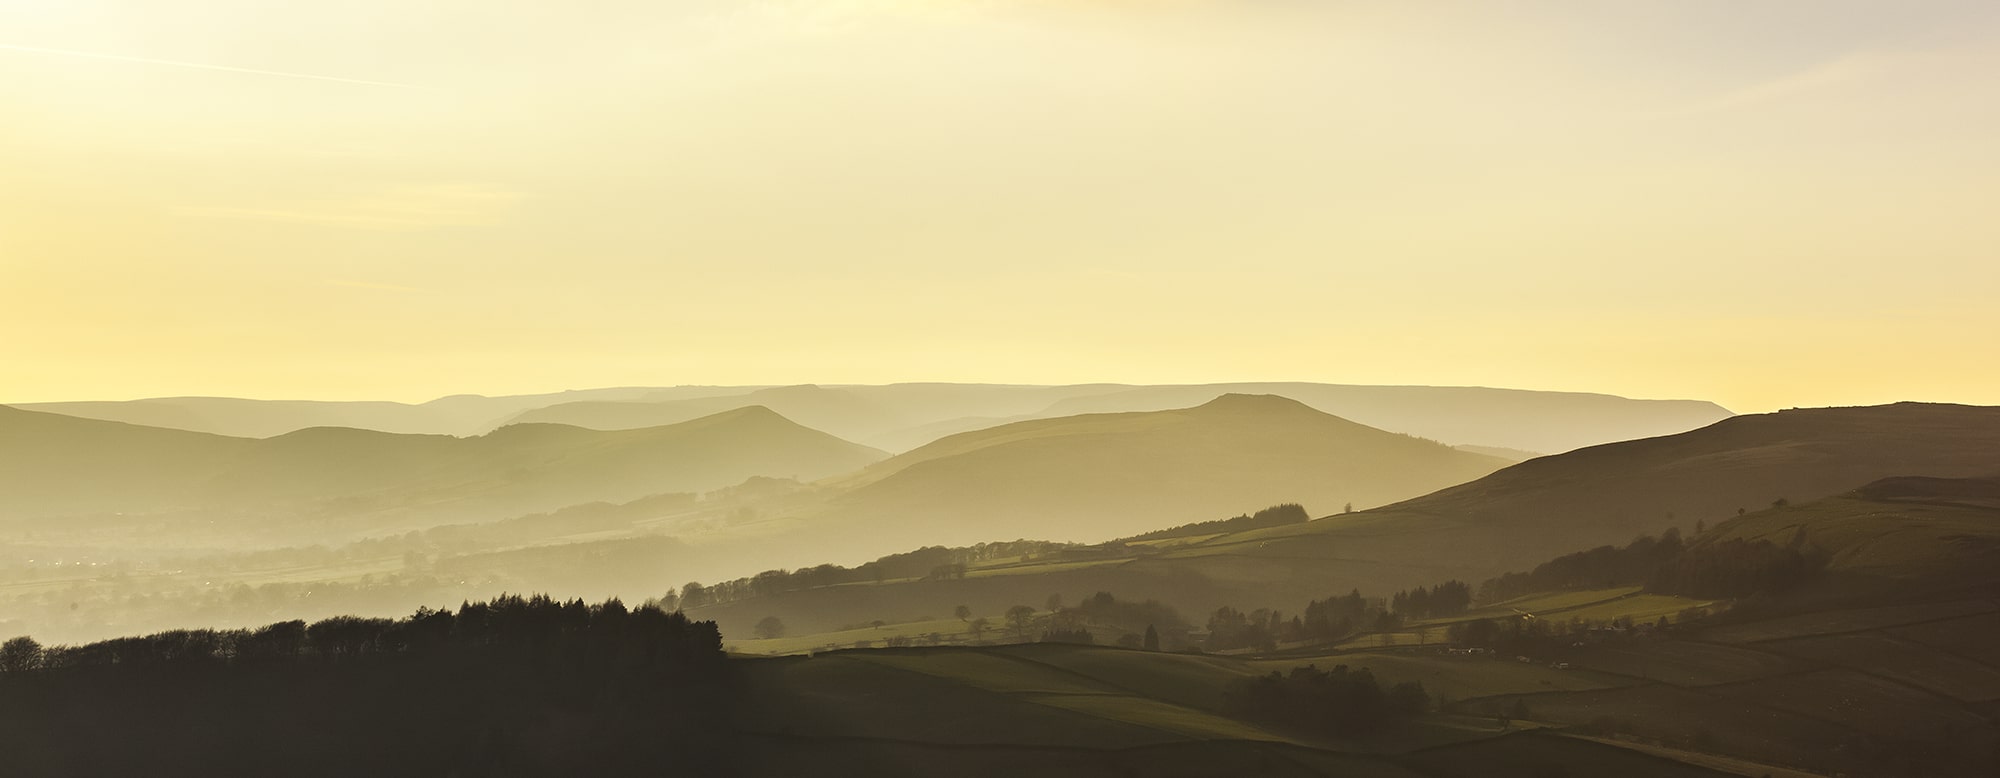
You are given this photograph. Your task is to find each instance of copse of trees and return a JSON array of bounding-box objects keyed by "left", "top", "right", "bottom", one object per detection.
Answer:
[
  {"left": 1389, "top": 580, "right": 1473, "bottom": 620},
  {"left": 1225, "top": 664, "right": 1428, "bottom": 734},
  {"left": 0, "top": 596, "right": 732, "bottom": 775},
  {"left": 1124, "top": 504, "right": 1312, "bottom": 543},
  {"left": 1071, "top": 591, "right": 1187, "bottom": 645},
  {"left": 665, "top": 540, "right": 1079, "bottom": 610},
  {"left": 1479, "top": 529, "right": 1826, "bottom": 603}
]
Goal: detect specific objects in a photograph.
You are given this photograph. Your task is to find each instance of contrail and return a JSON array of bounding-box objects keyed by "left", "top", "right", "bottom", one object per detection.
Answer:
[{"left": 0, "top": 43, "right": 429, "bottom": 89}]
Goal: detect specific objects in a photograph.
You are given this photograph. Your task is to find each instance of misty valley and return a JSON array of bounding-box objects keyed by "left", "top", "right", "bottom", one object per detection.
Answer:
[
  {"left": 3, "top": 384, "right": 1997, "bottom": 776},
  {"left": 9, "top": 2, "right": 2000, "bottom": 774}
]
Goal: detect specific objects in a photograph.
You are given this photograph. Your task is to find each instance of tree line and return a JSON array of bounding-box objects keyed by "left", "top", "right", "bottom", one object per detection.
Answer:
[
  {"left": 1122, "top": 503, "right": 1312, "bottom": 543},
  {"left": 668, "top": 540, "right": 1079, "bottom": 609},
  {"left": 1226, "top": 664, "right": 1429, "bottom": 734},
  {"left": 0, "top": 596, "right": 735, "bottom": 776},
  {"left": 1479, "top": 527, "right": 1825, "bottom": 603}
]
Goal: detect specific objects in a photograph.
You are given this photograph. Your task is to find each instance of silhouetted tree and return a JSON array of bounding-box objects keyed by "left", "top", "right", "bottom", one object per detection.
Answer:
[
  {"left": 1005, "top": 606, "right": 1037, "bottom": 641},
  {"left": 1143, "top": 624, "right": 1161, "bottom": 651},
  {"left": 753, "top": 616, "right": 785, "bottom": 640},
  {"left": 0, "top": 637, "right": 42, "bottom": 673},
  {"left": 954, "top": 605, "right": 972, "bottom": 622}
]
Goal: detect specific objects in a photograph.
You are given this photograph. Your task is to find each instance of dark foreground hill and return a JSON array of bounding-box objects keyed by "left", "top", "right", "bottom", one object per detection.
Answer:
[{"left": 0, "top": 597, "right": 733, "bottom": 777}]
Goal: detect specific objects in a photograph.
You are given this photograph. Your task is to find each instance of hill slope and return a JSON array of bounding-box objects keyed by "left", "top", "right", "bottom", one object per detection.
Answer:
[
  {"left": 14, "top": 386, "right": 749, "bottom": 438},
  {"left": 1034, "top": 383, "right": 1732, "bottom": 454},
  {"left": 690, "top": 403, "right": 2000, "bottom": 642},
  {"left": 0, "top": 404, "right": 885, "bottom": 536},
  {"left": 1159, "top": 402, "right": 2000, "bottom": 599},
  {"left": 1696, "top": 474, "right": 2000, "bottom": 604},
  {"left": 802, "top": 394, "right": 1509, "bottom": 552}
]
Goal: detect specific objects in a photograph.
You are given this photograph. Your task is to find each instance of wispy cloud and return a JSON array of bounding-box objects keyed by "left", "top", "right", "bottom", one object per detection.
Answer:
[
  {"left": 180, "top": 185, "right": 524, "bottom": 231},
  {"left": 0, "top": 43, "right": 428, "bottom": 89}
]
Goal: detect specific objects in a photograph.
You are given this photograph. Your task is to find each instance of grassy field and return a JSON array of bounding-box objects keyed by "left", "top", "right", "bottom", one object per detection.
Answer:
[
  {"left": 1713, "top": 668, "right": 1993, "bottom": 747},
  {"left": 848, "top": 649, "right": 1121, "bottom": 694},
  {"left": 1248, "top": 653, "right": 1633, "bottom": 702},
  {"left": 963, "top": 557, "right": 1128, "bottom": 579},
  {"left": 1891, "top": 611, "right": 2000, "bottom": 667},
  {"left": 1563, "top": 734, "right": 1829, "bottom": 778},
  {"left": 1478, "top": 588, "right": 1645, "bottom": 617},
  {"left": 1565, "top": 641, "right": 1802, "bottom": 686},
  {"left": 724, "top": 615, "right": 984, "bottom": 655},
  {"left": 1697, "top": 599, "right": 1998, "bottom": 644},
  {"left": 1557, "top": 594, "right": 1716, "bottom": 625},
  {"left": 992, "top": 643, "right": 1262, "bottom": 710},
  {"left": 1468, "top": 684, "right": 1851, "bottom": 772},
  {"left": 1028, "top": 692, "right": 1284, "bottom": 740},
  {"left": 735, "top": 652, "right": 1181, "bottom": 748},
  {"left": 1401, "top": 730, "right": 1737, "bottom": 778},
  {"left": 1762, "top": 632, "right": 2000, "bottom": 701}
]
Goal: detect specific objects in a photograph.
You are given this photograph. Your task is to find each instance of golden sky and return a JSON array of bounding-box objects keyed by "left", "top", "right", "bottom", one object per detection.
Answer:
[{"left": 3, "top": 1, "right": 1997, "bottom": 412}]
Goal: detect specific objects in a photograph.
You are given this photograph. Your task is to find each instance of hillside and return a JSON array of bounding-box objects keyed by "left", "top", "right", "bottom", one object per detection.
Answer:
[
  {"left": 18, "top": 382, "right": 1736, "bottom": 455},
  {"left": 1156, "top": 402, "right": 2000, "bottom": 600},
  {"left": 689, "top": 403, "right": 2000, "bottom": 645},
  {"left": 1693, "top": 474, "right": 2000, "bottom": 605},
  {"left": 798, "top": 394, "right": 1509, "bottom": 553},
  {"left": 499, "top": 383, "right": 1127, "bottom": 452},
  {"left": 0, "top": 404, "right": 885, "bottom": 538},
  {"left": 14, "top": 387, "right": 746, "bottom": 438},
  {"left": 1033, "top": 383, "right": 1732, "bottom": 454},
  {"left": 503, "top": 385, "right": 920, "bottom": 450}
]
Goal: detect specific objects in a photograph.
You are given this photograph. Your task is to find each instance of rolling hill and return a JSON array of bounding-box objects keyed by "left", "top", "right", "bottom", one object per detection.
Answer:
[
  {"left": 502, "top": 385, "right": 923, "bottom": 450},
  {"left": 795, "top": 394, "right": 1510, "bottom": 554},
  {"left": 14, "top": 386, "right": 749, "bottom": 438},
  {"left": 17, "top": 382, "right": 1733, "bottom": 455},
  {"left": 688, "top": 402, "right": 2000, "bottom": 644},
  {"left": 497, "top": 383, "right": 1130, "bottom": 452},
  {"left": 0, "top": 404, "right": 886, "bottom": 537},
  {"left": 1150, "top": 402, "right": 2000, "bottom": 600},
  {"left": 494, "top": 382, "right": 1734, "bottom": 454},
  {"left": 1031, "top": 383, "right": 1733, "bottom": 454},
  {"left": 1692, "top": 474, "right": 2000, "bottom": 605}
]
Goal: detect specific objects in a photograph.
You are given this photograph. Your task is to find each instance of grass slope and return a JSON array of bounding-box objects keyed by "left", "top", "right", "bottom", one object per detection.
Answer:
[{"left": 806, "top": 394, "right": 1508, "bottom": 549}]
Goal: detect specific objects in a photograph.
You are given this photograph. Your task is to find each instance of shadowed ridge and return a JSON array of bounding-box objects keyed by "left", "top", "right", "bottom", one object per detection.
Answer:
[{"left": 1169, "top": 402, "right": 2000, "bottom": 607}]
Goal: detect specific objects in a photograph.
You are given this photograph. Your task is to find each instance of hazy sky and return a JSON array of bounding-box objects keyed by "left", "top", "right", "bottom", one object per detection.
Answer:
[{"left": 4, "top": 1, "right": 1997, "bottom": 412}]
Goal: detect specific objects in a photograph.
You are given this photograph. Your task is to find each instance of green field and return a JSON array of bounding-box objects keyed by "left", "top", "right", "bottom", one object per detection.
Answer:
[
  {"left": 1892, "top": 611, "right": 2000, "bottom": 668},
  {"left": 1249, "top": 653, "right": 1633, "bottom": 702},
  {"left": 849, "top": 649, "right": 1121, "bottom": 694},
  {"left": 1763, "top": 632, "right": 2000, "bottom": 702},
  {"left": 1402, "top": 731, "right": 1736, "bottom": 778},
  {"left": 725, "top": 615, "right": 983, "bottom": 655},
  {"left": 993, "top": 644, "right": 1262, "bottom": 710},
  {"left": 1714, "top": 668, "right": 1993, "bottom": 747},
  {"left": 1566, "top": 641, "right": 1801, "bottom": 686},
  {"left": 1557, "top": 594, "right": 1717, "bottom": 625},
  {"left": 1468, "top": 684, "right": 1852, "bottom": 772},
  {"left": 1697, "top": 600, "right": 1998, "bottom": 644}
]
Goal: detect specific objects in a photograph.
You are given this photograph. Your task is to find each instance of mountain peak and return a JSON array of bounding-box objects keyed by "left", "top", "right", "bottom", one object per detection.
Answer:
[{"left": 1191, "top": 393, "right": 1317, "bottom": 413}]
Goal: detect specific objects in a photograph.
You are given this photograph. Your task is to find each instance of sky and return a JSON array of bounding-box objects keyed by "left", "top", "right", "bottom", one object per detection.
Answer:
[{"left": 2, "top": 0, "right": 1997, "bottom": 413}]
